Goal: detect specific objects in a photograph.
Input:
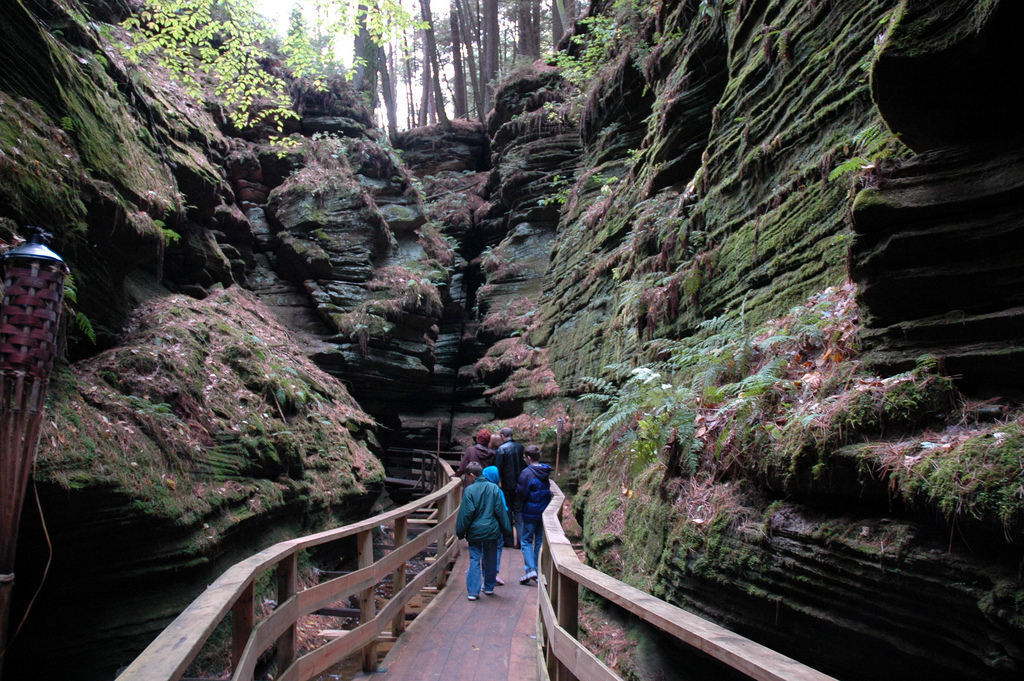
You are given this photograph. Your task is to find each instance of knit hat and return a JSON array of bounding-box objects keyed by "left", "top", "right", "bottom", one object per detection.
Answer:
[{"left": 476, "top": 429, "right": 491, "bottom": 445}]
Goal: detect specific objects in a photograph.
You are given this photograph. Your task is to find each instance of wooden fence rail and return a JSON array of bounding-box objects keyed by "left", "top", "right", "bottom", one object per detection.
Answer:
[
  {"left": 538, "top": 482, "right": 839, "bottom": 681},
  {"left": 118, "top": 455, "right": 460, "bottom": 681}
]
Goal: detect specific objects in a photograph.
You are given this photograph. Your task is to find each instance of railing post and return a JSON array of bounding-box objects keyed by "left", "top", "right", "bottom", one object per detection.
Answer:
[
  {"left": 276, "top": 552, "right": 298, "bottom": 674},
  {"left": 545, "top": 560, "right": 559, "bottom": 681},
  {"left": 556, "top": 571, "right": 579, "bottom": 681},
  {"left": 435, "top": 495, "right": 450, "bottom": 589},
  {"left": 357, "top": 529, "right": 377, "bottom": 672},
  {"left": 391, "top": 516, "right": 409, "bottom": 636},
  {"left": 232, "top": 580, "right": 255, "bottom": 680}
]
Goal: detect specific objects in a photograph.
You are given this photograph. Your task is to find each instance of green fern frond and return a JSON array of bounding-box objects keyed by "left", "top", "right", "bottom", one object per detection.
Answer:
[{"left": 75, "top": 311, "right": 96, "bottom": 344}]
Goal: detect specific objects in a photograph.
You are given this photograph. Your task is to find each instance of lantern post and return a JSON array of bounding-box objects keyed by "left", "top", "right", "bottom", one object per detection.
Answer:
[
  {"left": 0, "top": 228, "right": 67, "bottom": 679},
  {"left": 555, "top": 417, "right": 564, "bottom": 478}
]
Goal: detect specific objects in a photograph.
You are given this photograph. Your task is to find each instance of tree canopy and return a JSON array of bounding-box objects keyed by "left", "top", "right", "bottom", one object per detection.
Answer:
[{"left": 122, "top": 0, "right": 586, "bottom": 131}]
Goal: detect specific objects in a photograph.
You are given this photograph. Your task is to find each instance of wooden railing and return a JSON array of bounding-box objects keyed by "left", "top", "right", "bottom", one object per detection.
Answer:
[
  {"left": 119, "top": 455, "right": 461, "bottom": 681},
  {"left": 538, "top": 482, "right": 839, "bottom": 681}
]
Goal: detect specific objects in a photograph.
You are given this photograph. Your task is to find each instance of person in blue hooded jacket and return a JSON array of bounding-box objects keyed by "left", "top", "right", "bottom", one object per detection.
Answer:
[
  {"left": 482, "top": 465, "right": 509, "bottom": 585},
  {"left": 455, "top": 461, "right": 512, "bottom": 599},
  {"left": 515, "top": 445, "right": 552, "bottom": 585}
]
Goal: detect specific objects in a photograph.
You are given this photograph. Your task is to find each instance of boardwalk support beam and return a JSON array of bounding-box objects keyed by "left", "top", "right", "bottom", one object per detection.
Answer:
[
  {"left": 358, "top": 529, "right": 377, "bottom": 672},
  {"left": 232, "top": 580, "right": 255, "bottom": 676},
  {"left": 392, "top": 516, "right": 409, "bottom": 637},
  {"left": 277, "top": 553, "right": 298, "bottom": 672}
]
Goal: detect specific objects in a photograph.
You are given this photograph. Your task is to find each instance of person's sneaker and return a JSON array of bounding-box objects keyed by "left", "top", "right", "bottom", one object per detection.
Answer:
[
  {"left": 468, "top": 594, "right": 478, "bottom": 601},
  {"left": 519, "top": 573, "right": 532, "bottom": 585},
  {"left": 495, "top": 576, "right": 505, "bottom": 586},
  {"left": 483, "top": 590, "right": 494, "bottom": 596}
]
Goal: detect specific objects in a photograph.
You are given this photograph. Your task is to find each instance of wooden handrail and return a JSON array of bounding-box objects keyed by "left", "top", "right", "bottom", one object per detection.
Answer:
[
  {"left": 538, "top": 483, "right": 839, "bottom": 681},
  {"left": 119, "top": 455, "right": 461, "bottom": 681}
]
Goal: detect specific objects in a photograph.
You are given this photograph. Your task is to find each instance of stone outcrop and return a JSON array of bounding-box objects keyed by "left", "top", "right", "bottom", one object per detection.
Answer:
[
  {"left": 13, "top": 289, "right": 383, "bottom": 680},
  {"left": 0, "top": 5, "right": 393, "bottom": 678},
  {"left": 850, "top": 1, "right": 1024, "bottom": 395},
  {"left": 394, "top": 120, "right": 490, "bottom": 175}
]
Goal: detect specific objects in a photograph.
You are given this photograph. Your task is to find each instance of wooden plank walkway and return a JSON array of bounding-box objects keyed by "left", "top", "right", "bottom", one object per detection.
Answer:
[{"left": 357, "top": 541, "right": 539, "bottom": 681}]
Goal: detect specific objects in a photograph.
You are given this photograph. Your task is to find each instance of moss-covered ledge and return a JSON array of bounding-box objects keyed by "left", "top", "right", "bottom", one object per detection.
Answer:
[{"left": 8, "top": 287, "right": 384, "bottom": 680}]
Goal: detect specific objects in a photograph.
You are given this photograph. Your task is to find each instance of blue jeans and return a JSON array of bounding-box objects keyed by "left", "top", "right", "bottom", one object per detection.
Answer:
[
  {"left": 521, "top": 518, "right": 543, "bottom": 576},
  {"left": 466, "top": 539, "right": 498, "bottom": 596}
]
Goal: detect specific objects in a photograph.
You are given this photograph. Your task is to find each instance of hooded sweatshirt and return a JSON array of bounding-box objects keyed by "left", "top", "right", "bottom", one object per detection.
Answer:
[
  {"left": 482, "top": 466, "right": 508, "bottom": 510},
  {"left": 515, "top": 463, "right": 553, "bottom": 523}
]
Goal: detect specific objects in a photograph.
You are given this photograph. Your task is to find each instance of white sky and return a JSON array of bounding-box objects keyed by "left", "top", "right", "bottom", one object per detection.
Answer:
[{"left": 255, "top": 0, "right": 452, "bottom": 39}]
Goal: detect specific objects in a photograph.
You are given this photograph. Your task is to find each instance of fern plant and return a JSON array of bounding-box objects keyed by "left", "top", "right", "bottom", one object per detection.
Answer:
[
  {"left": 63, "top": 272, "right": 96, "bottom": 345},
  {"left": 582, "top": 366, "right": 697, "bottom": 476}
]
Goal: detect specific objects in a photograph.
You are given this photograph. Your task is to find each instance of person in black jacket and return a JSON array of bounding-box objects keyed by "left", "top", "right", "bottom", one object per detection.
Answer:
[{"left": 494, "top": 427, "right": 525, "bottom": 548}]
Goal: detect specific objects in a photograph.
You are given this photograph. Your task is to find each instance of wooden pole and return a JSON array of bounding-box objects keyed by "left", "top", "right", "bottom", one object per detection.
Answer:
[
  {"left": 435, "top": 495, "right": 450, "bottom": 589},
  {"left": 391, "top": 517, "right": 408, "bottom": 637},
  {"left": 358, "top": 530, "right": 377, "bottom": 671},
  {"left": 554, "top": 418, "right": 563, "bottom": 478},
  {"left": 231, "top": 581, "right": 255, "bottom": 679},
  {"left": 276, "top": 553, "right": 298, "bottom": 673}
]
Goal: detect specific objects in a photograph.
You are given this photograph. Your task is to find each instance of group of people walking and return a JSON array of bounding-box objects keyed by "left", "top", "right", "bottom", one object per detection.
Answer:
[{"left": 454, "top": 427, "right": 553, "bottom": 600}]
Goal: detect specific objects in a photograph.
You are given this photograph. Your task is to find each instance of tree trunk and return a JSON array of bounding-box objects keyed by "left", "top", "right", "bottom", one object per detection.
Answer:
[
  {"left": 402, "top": 32, "right": 416, "bottom": 129},
  {"left": 482, "top": 0, "right": 499, "bottom": 112},
  {"left": 419, "top": 0, "right": 449, "bottom": 126},
  {"left": 553, "top": 0, "right": 576, "bottom": 46},
  {"left": 456, "top": 0, "right": 484, "bottom": 121},
  {"left": 450, "top": 6, "right": 468, "bottom": 118},
  {"left": 517, "top": 0, "right": 541, "bottom": 59},
  {"left": 419, "top": 27, "right": 431, "bottom": 126},
  {"left": 353, "top": 3, "right": 379, "bottom": 109},
  {"left": 552, "top": 0, "right": 564, "bottom": 46},
  {"left": 353, "top": 2, "right": 371, "bottom": 92},
  {"left": 378, "top": 46, "right": 398, "bottom": 141}
]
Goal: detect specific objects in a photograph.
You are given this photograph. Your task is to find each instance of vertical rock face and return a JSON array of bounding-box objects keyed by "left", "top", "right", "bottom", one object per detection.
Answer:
[
  {"left": 468, "top": 66, "right": 579, "bottom": 420},
  {"left": 483, "top": 1, "right": 1024, "bottom": 679},
  {"left": 0, "top": 5, "right": 397, "bottom": 679},
  {"left": 850, "top": 0, "right": 1024, "bottom": 395}
]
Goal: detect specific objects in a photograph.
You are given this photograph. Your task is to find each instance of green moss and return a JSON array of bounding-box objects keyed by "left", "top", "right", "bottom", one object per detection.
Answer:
[
  {"left": 38, "top": 289, "right": 382, "bottom": 534},
  {"left": 0, "top": 94, "right": 89, "bottom": 227},
  {"left": 885, "top": 419, "right": 1024, "bottom": 528}
]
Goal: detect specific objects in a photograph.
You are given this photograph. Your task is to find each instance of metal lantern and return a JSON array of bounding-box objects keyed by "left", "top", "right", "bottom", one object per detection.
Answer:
[{"left": 0, "top": 228, "right": 66, "bottom": 675}]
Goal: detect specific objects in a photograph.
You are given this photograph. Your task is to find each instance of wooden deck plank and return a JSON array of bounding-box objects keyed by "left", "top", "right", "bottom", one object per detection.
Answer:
[{"left": 356, "top": 541, "right": 539, "bottom": 681}]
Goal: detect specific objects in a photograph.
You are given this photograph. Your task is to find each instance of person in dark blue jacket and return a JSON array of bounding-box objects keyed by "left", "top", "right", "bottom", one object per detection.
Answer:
[{"left": 515, "top": 445, "right": 552, "bottom": 585}]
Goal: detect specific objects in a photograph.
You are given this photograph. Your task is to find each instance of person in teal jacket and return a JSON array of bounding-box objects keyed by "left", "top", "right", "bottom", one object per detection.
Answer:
[
  {"left": 456, "top": 461, "right": 512, "bottom": 599},
  {"left": 482, "top": 465, "right": 508, "bottom": 585}
]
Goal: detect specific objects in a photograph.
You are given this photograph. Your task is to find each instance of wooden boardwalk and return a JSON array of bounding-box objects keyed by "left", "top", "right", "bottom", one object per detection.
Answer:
[{"left": 357, "top": 541, "right": 539, "bottom": 681}]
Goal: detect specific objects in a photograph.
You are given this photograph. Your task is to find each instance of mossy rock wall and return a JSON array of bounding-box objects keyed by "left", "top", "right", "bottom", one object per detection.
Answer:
[
  {"left": 850, "top": 0, "right": 1024, "bottom": 394},
  {"left": 0, "top": 0, "right": 235, "bottom": 349},
  {"left": 1, "top": 4, "right": 398, "bottom": 674},
  {"left": 541, "top": 0, "right": 904, "bottom": 399},
  {"left": 500, "top": 0, "right": 1024, "bottom": 678}
]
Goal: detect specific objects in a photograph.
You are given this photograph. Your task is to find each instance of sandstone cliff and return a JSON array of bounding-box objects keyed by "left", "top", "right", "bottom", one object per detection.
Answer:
[{"left": 472, "top": 1, "right": 1024, "bottom": 679}]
